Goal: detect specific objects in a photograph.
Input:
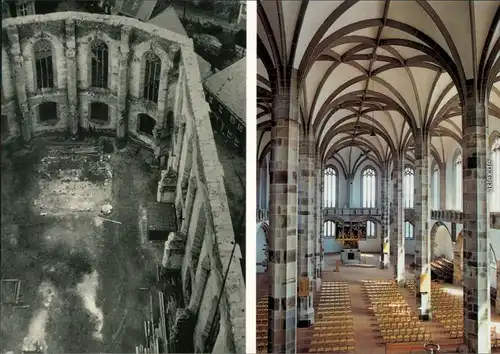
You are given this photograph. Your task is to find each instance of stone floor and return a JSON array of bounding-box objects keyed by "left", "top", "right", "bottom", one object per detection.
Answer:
[
  {"left": 1, "top": 137, "right": 162, "bottom": 353},
  {"left": 257, "top": 253, "right": 500, "bottom": 353}
]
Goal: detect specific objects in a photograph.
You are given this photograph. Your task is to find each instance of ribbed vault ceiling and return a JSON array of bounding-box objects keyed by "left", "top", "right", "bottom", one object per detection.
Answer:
[{"left": 257, "top": 0, "right": 500, "bottom": 173}]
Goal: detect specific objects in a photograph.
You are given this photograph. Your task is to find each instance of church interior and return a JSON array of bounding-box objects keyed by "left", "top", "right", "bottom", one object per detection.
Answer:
[{"left": 257, "top": 1, "right": 500, "bottom": 353}]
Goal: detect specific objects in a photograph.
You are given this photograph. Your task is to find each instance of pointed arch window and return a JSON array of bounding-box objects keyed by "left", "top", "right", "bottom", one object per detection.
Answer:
[
  {"left": 362, "top": 167, "right": 376, "bottom": 208},
  {"left": 323, "top": 167, "right": 337, "bottom": 208},
  {"left": 404, "top": 166, "right": 414, "bottom": 208},
  {"left": 492, "top": 138, "right": 500, "bottom": 211},
  {"left": 366, "top": 221, "right": 375, "bottom": 238},
  {"left": 432, "top": 166, "right": 440, "bottom": 210},
  {"left": 323, "top": 221, "right": 336, "bottom": 238},
  {"left": 90, "top": 40, "right": 109, "bottom": 88},
  {"left": 455, "top": 154, "right": 462, "bottom": 210},
  {"left": 404, "top": 221, "right": 414, "bottom": 240},
  {"left": 143, "top": 51, "right": 161, "bottom": 103},
  {"left": 34, "top": 39, "right": 54, "bottom": 89}
]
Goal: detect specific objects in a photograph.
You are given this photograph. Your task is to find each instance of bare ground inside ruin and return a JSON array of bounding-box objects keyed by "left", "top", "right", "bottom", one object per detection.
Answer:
[
  {"left": 213, "top": 135, "right": 246, "bottom": 275},
  {"left": 0, "top": 137, "right": 163, "bottom": 353}
]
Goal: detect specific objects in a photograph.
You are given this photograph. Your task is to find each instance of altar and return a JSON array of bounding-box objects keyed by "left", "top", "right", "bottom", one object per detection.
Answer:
[
  {"left": 336, "top": 221, "right": 366, "bottom": 265},
  {"left": 341, "top": 248, "right": 361, "bottom": 264}
]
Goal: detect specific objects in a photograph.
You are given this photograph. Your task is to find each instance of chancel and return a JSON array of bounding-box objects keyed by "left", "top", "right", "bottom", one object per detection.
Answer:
[{"left": 256, "top": 1, "right": 500, "bottom": 353}]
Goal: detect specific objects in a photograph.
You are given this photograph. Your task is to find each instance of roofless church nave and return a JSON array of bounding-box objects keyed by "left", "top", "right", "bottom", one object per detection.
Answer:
[{"left": 256, "top": 1, "right": 500, "bottom": 353}]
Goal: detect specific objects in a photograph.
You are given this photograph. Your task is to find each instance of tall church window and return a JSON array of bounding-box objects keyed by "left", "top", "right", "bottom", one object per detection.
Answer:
[
  {"left": 362, "top": 167, "right": 376, "bottom": 208},
  {"left": 366, "top": 221, "right": 375, "bottom": 238},
  {"left": 492, "top": 138, "right": 500, "bottom": 211},
  {"left": 404, "top": 221, "right": 414, "bottom": 240},
  {"left": 323, "top": 221, "right": 336, "bottom": 238},
  {"left": 432, "top": 166, "right": 440, "bottom": 209},
  {"left": 91, "top": 40, "right": 109, "bottom": 88},
  {"left": 323, "top": 167, "right": 337, "bottom": 208},
  {"left": 455, "top": 154, "right": 462, "bottom": 210},
  {"left": 34, "top": 39, "right": 54, "bottom": 89},
  {"left": 404, "top": 166, "right": 414, "bottom": 208},
  {"left": 143, "top": 51, "right": 161, "bottom": 103}
]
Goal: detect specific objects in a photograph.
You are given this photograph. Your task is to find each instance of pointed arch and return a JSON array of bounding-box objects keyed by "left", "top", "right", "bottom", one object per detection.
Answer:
[
  {"left": 90, "top": 39, "right": 109, "bottom": 88},
  {"left": 361, "top": 166, "right": 377, "bottom": 208}
]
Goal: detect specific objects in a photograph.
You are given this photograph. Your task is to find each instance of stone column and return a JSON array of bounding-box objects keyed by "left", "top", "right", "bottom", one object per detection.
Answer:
[
  {"left": 116, "top": 26, "right": 131, "bottom": 142},
  {"left": 380, "top": 169, "right": 390, "bottom": 269},
  {"left": 414, "top": 134, "right": 431, "bottom": 320},
  {"left": 6, "top": 26, "right": 31, "bottom": 145},
  {"left": 297, "top": 131, "right": 315, "bottom": 327},
  {"left": 461, "top": 79, "right": 490, "bottom": 353},
  {"left": 268, "top": 91, "right": 299, "bottom": 353},
  {"left": 65, "top": 19, "right": 78, "bottom": 137},
  {"left": 314, "top": 152, "right": 322, "bottom": 291},
  {"left": 391, "top": 158, "right": 405, "bottom": 286},
  {"left": 439, "top": 163, "right": 447, "bottom": 210}
]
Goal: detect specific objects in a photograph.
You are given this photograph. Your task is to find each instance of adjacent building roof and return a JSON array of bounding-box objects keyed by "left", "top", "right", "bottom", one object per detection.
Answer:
[
  {"left": 148, "top": 6, "right": 187, "bottom": 37},
  {"left": 114, "top": 0, "right": 157, "bottom": 21},
  {"left": 203, "top": 58, "right": 246, "bottom": 124}
]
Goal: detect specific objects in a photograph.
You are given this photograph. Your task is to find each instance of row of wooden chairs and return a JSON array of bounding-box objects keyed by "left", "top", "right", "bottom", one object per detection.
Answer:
[
  {"left": 309, "top": 282, "right": 355, "bottom": 353},
  {"left": 430, "top": 282, "right": 500, "bottom": 347},
  {"left": 363, "top": 280, "right": 429, "bottom": 344},
  {"left": 256, "top": 294, "right": 268, "bottom": 353}
]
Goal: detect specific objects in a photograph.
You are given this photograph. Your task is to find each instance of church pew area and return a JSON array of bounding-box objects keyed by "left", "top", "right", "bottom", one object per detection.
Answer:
[
  {"left": 406, "top": 280, "right": 500, "bottom": 350},
  {"left": 430, "top": 257, "right": 453, "bottom": 283},
  {"left": 308, "top": 282, "right": 356, "bottom": 353},
  {"left": 363, "top": 280, "right": 430, "bottom": 344},
  {"left": 256, "top": 295, "right": 267, "bottom": 353}
]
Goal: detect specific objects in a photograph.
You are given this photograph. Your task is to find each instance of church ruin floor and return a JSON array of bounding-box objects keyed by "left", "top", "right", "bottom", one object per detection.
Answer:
[{"left": 1, "top": 137, "right": 163, "bottom": 353}]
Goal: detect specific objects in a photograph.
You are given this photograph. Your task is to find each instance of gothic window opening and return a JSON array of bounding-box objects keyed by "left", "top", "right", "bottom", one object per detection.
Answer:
[
  {"left": 1, "top": 115, "right": 9, "bottom": 139},
  {"left": 34, "top": 39, "right": 54, "bottom": 89},
  {"left": 18, "top": 3, "right": 28, "bottom": 16},
  {"left": 362, "top": 167, "right": 376, "bottom": 208},
  {"left": 323, "top": 167, "right": 337, "bottom": 208},
  {"left": 404, "top": 221, "right": 414, "bottom": 240},
  {"left": 91, "top": 40, "right": 109, "bottom": 88},
  {"left": 143, "top": 52, "right": 161, "bottom": 103},
  {"left": 323, "top": 221, "right": 336, "bottom": 238},
  {"left": 432, "top": 167, "right": 440, "bottom": 210},
  {"left": 38, "top": 101, "right": 57, "bottom": 122},
  {"left": 404, "top": 166, "right": 414, "bottom": 208},
  {"left": 138, "top": 113, "right": 156, "bottom": 136},
  {"left": 89, "top": 102, "right": 109, "bottom": 123},
  {"left": 455, "top": 154, "right": 462, "bottom": 210},
  {"left": 366, "top": 221, "right": 375, "bottom": 238}
]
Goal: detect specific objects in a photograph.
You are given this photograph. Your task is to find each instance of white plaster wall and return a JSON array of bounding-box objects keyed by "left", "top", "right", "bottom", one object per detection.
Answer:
[{"left": 434, "top": 227, "right": 453, "bottom": 259}]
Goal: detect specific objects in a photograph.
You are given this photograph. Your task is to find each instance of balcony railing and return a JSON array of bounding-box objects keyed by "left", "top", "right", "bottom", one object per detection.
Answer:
[
  {"left": 430, "top": 210, "right": 464, "bottom": 223},
  {"left": 324, "top": 207, "right": 382, "bottom": 216}
]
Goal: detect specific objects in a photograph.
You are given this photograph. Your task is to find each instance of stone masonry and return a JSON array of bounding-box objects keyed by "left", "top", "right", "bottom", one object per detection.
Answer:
[
  {"left": 391, "top": 158, "right": 405, "bottom": 286},
  {"left": 380, "top": 168, "right": 390, "bottom": 269},
  {"left": 414, "top": 134, "right": 431, "bottom": 320},
  {"left": 461, "top": 79, "right": 490, "bottom": 353},
  {"left": 314, "top": 152, "right": 322, "bottom": 291},
  {"left": 268, "top": 88, "right": 300, "bottom": 353},
  {"left": 297, "top": 130, "right": 315, "bottom": 327}
]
